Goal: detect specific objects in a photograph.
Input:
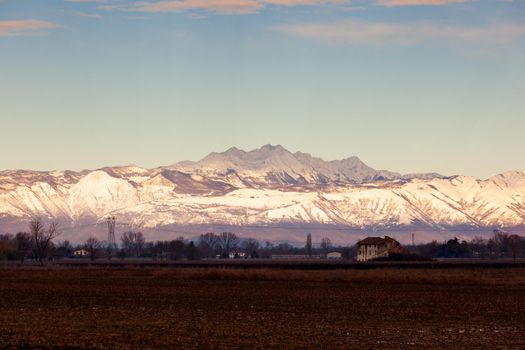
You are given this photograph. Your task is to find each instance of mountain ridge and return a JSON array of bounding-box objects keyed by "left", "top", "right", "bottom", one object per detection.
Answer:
[
  {"left": 0, "top": 145, "right": 524, "bottom": 243},
  {"left": 171, "top": 144, "right": 446, "bottom": 185}
]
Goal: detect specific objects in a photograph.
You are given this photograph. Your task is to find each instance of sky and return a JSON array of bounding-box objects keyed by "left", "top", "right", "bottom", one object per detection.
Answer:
[{"left": 0, "top": 0, "right": 524, "bottom": 179}]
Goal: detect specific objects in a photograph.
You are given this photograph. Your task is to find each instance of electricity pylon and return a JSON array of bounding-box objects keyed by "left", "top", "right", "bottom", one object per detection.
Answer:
[{"left": 106, "top": 216, "right": 116, "bottom": 259}]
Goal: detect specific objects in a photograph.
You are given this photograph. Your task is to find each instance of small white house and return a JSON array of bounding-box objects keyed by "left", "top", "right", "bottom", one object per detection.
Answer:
[
  {"left": 228, "top": 250, "right": 247, "bottom": 259},
  {"left": 73, "top": 249, "right": 89, "bottom": 257},
  {"left": 326, "top": 252, "right": 342, "bottom": 260}
]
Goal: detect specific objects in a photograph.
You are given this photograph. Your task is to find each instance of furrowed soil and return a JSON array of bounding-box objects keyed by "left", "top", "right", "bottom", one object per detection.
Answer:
[{"left": 1, "top": 268, "right": 524, "bottom": 349}]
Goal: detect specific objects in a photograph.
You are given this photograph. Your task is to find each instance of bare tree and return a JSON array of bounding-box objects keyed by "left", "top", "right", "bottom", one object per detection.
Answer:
[
  {"left": 30, "top": 219, "right": 60, "bottom": 265},
  {"left": 508, "top": 234, "right": 522, "bottom": 260},
  {"left": 152, "top": 240, "right": 169, "bottom": 260},
  {"left": 492, "top": 229, "right": 525, "bottom": 258},
  {"left": 217, "top": 232, "right": 239, "bottom": 258},
  {"left": 198, "top": 233, "right": 220, "bottom": 258},
  {"left": 320, "top": 237, "right": 332, "bottom": 255},
  {"left": 167, "top": 238, "right": 185, "bottom": 260},
  {"left": 121, "top": 231, "right": 145, "bottom": 258},
  {"left": 242, "top": 238, "right": 260, "bottom": 258},
  {"left": 85, "top": 237, "right": 101, "bottom": 261},
  {"left": 15, "top": 232, "right": 32, "bottom": 264}
]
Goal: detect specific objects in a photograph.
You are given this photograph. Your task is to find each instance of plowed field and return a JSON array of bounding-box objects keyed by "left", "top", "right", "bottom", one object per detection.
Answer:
[{"left": 1, "top": 268, "right": 524, "bottom": 349}]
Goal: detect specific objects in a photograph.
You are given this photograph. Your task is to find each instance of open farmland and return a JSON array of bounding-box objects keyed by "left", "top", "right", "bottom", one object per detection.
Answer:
[{"left": 1, "top": 268, "right": 525, "bottom": 349}]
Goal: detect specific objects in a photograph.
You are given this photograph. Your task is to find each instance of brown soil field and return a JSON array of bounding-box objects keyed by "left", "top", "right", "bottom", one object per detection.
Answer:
[{"left": 1, "top": 268, "right": 525, "bottom": 349}]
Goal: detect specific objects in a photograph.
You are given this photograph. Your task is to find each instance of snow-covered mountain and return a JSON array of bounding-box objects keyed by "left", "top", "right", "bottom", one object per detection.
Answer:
[
  {"left": 1, "top": 145, "right": 524, "bottom": 242},
  {"left": 171, "top": 144, "right": 441, "bottom": 186}
]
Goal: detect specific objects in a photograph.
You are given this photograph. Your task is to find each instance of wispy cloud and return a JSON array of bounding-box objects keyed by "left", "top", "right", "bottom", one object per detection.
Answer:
[
  {"left": 272, "top": 20, "right": 525, "bottom": 46},
  {"left": 65, "top": 0, "right": 111, "bottom": 3},
  {"left": 376, "top": 0, "right": 467, "bottom": 6},
  {"left": 130, "top": 0, "right": 263, "bottom": 14},
  {"left": 263, "top": 0, "right": 346, "bottom": 6},
  {"left": 102, "top": 0, "right": 350, "bottom": 15},
  {"left": 97, "top": 5, "right": 121, "bottom": 10},
  {"left": 76, "top": 12, "right": 103, "bottom": 18},
  {"left": 0, "top": 20, "right": 61, "bottom": 37}
]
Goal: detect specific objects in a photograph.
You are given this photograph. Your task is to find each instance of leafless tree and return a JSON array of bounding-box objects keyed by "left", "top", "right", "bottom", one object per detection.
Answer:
[
  {"left": 508, "top": 234, "right": 523, "bottom": 260},
  {"left": 470, "top": 236, "right": 489, "bottom": 258},
  {"left": 85, "top": 237, "right": 101, "bottom": 261},
  {"left": 492, "top": 229, "right": 525, "bottom": 258},
  {"left": 242, "top": 238, "right": 260, "bottom": 258},
  {"left": 30, "top": 218, "right": 60, "bottom": 265},
  {"left": 121, "top": 231, "right": 145, "bottom": 258},
  {"left": 198, "top": 232, "right": 220, "bottom": 258},
  {"left": 152, "top": 240, "right": 169, "bottom": 260},
  {"left": 320, "top": 237, "right": 332, "bottom": 255},
  {"left": 15, "top": 232, "right": 32, "bottom": 264},
  {"left": 217, "top": 232, "right": 239, "bottom": 257},
  {"left": 167, "top": 238, "right": 185, "bottom": 260}
]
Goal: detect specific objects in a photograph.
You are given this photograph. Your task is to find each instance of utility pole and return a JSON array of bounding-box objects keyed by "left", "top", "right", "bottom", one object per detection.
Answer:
[{"left": 412, "top": 232, "right": 415, "bottom": 246}]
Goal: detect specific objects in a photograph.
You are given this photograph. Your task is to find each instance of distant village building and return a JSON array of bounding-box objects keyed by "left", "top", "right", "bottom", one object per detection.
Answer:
[
  {"left": 356, "top": 236, "right": 403, "bottom": 261},
  {"left": 228, "top": 249, "right": 247, "bottom": 259},
  {"left": 73, "top": 249, "right": 89, "bottom": 257},
  {"left": 326, "top": 252, "right": 342, "bottom": 260}
]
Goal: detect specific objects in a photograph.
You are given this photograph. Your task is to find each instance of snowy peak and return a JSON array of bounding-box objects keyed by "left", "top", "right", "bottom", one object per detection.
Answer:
[
  {"left": 173, "top": 144, "right": 438, "bottom": 185},
  {"left": 487, "top": 171, "right": 525, "bottom": 188},
  {"left": 182, "top": 144, "right": 306, "bottom": 172}
]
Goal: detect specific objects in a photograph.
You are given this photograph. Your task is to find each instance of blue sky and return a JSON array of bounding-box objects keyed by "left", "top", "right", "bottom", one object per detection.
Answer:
[{"left": 0, "top": 0, "right": 524, "bottom": 178}]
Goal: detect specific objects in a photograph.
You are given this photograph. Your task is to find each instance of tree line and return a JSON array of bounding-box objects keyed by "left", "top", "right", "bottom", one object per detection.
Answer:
[
  {"left": 1, "top": 220, "right": 524, "bottom": 263},
  {"left": 408, "top": 229, "right": 525, "bottom": 259},
  {"left": 0, "top": 219, "right": 60, "bottom": 265},
  {"left": 0, "top": 222, "right": 349, "bottom": 263}
]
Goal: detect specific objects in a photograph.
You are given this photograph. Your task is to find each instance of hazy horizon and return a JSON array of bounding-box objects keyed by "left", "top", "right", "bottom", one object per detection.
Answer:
[{"left": 1, "top": 143, "right": 524, "bottom": 181}]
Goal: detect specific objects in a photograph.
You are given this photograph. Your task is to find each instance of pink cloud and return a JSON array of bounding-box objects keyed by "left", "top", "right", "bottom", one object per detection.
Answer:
[
  {"left": 0, "top": 20, "right": 61, "bottom": 37},
  {"left": 76, "top": 12, "right": 103, "bottom": 19},
  {"left": 131, "top": 0, "right": 263, "bottom": 14},
  {"left": 65, "top": 0, "right": 110, "bottom": 3},
  {"left": 263, "top": 0, "right": 346, "bottom": 5},
  {"left": 127, "top": 0, "right": 348, "bottom": 14},
  {"left": 376, "top": 0, "right": 467, "bottom": 6},
  {"left": 272, "top": 21, "right": 525, "bottom": 46},
  {"left": 97, "top": 5, "right": 121, "bottom": 10}
]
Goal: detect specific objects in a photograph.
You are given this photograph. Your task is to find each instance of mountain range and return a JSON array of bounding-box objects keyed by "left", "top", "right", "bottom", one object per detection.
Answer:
[{"left": 1, "top": 145, "right": 524, "bottom": 244}]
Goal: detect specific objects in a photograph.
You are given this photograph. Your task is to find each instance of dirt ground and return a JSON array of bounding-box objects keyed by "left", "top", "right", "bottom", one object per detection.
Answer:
[{"left": 0, "top": 268, "right": 524, "bottom": 349}]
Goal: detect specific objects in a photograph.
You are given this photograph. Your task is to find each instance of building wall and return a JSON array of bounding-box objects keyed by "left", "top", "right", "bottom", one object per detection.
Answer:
[{"left": 357, "top": 244, "right": 389, "bottom": 261}]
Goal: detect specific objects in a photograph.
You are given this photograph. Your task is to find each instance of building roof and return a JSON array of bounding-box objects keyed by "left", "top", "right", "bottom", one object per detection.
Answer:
[{"left": 357, "top": 237, "right": 386, "bottom": 246}]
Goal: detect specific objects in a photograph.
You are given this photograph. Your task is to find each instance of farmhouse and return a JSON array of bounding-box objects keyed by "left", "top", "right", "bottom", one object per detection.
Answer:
[{"left": 356, "top": 236, "right": 403, "bottom": 261}]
